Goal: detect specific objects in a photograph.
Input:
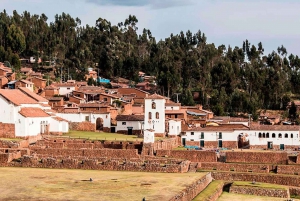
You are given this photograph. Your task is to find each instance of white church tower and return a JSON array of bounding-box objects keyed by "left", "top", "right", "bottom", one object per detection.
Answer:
[{"left": 144, "top": 94, "right": 166, "bottom": 135}]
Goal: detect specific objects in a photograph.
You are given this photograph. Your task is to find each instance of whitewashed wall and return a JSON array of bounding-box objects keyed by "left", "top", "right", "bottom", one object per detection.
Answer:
[
  {"left": 168, "top": 120, "right": 181, "bottom": 135},
  {"left": 116, "top": 121, "right": 142, "bottom": 131},
  {"left": 144, "top": 98, "right": 165, "bottom": 134}
]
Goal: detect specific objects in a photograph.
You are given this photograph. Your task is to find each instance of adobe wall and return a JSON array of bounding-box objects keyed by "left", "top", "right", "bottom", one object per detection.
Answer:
[
  {"left": 0, "top": 151, "right": 21, "bottom": 164},
  {"left": 0, "top": 123, "right": 15, "bottom": 138},
  {"left": 297, "top": 156, "right": 300, "bottom": 164},
  {"left": 225, "top": 152, "right": 288, "bottom": 164},
  {"left": 153, "top": 138, "right": 178, "bottom": 151},
  {"left": 69, "top": 122, "right": 96, "bottom": 131},
  {"left": 169, "top": 173, "right": 213, "bottom": 201},
  {"left": 200, "top": 162, "right": 270, "bottom": 173},
  {"left": 19, "top": 134, "right": 42, "bottom": 144},
  {"left": 229, "top": 185, "right": 289, "bottom": 198},
  {"left": 30, "top": 148, "right": 140, "bottom": 159},
  {"left": 222, "top": 141, "right": 238, "bottom": 149},
  {"left": 277, "top": 165, "right": 300, "bottom": 175},
  {"left": 6, "top": 156, "right": 190, "bottom": 173},
  {"left": 116, "top": 130, "right": 141, "bottom": 135},
  {"left": 0, "top": 148, "right": 30, "bottom": 156},
  {"left": 211, "top": 172, "right": 300, "bottom": 187},
  {"left": 156, "top": 150, "right": 217, "bottom": 162},
  {"left": 202, "top": 141, "right": 218, "bottom": 148}
]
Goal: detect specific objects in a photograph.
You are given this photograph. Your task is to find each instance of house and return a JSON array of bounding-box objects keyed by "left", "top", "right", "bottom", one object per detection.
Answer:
[
  {"left": 20, "top": 67, "right": 33, "bottom": 76},
  {"left": 28, "top": 77, "right": 46, "bottom": 90},
  {"left": 0, "top": 76, "right": 8, "bottom": 88},
  {"left": 116, "top": 115, "right": 144, "bottom": 135},
  {"left": 136, "top": 82, "right": 151, "bottom": 91},
  {"left": 168, "top": 119, "right": 182, "bottom": 136},
  {"left": 181, "top": 123, "right": 300, "bottom": 150},
  {"left": 46, "top": 97, "right": 64, "bottom": 108},
  {"left": 52, "top": 82, "right": 77, "bottom": 97},
  {"left": 144, "top": 93, "right": 166, "bottom": 137},
  {"left": 44, "top": 85, "right": 59, "bottom": 97},
  {"left": 15, "top": 80, "right": 34, "bottom": 92},
  {"left": 118, "top": 88, "right": 150, "bottom": 99},
  {"left": 85, "top": 70, "right": 97, "bottom": 81},
  {"left": 0, "top": 89, "right": 68, "bottom": 141},
  {"left": 69, "top": 96, "right": 85, "bottom": 105}
]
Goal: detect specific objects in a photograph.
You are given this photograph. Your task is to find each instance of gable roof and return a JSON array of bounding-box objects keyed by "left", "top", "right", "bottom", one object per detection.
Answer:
[
  {"left": 145, "top": 93, "right": 166, "bottom": 99},
  {"left": 116, "top": 115, "right": 144, "bottom": 121},
  {"left": 19, "top": 87, "right": 48, "bottom": 103},
  {"left": 19, "top": 107, "right": 50, "bottom": 117},
  {"left": 0, "top": 89, "right": 38, "bottom": 105}
]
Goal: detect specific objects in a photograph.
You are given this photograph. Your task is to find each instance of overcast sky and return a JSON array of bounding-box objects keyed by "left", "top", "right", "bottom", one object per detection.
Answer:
[{"left": 2, "top": 0, "right": 300, "bottom": 56}]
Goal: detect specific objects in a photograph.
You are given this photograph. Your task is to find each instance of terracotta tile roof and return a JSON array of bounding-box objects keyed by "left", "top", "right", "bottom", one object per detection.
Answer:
[
  {"left": 228, "top": 117, "right": 249, "bottom": 122},
  {"left": 52, "top": 116, "right": 69, "bottom": 122},
  {"left": 136, "top": 82, "right": 149, "bottom": 86},
  {"left": 20, "top": 80, "right": 33, "bottom": 85},
  {"left": 20, "top": 67, "right": 32, "bottom": 72},
  {"left": 117, "top": 88, "right": 149, "bottom": 97},
  {"left": 78, "top": 86, "right": 104, "bottom": 91},
  {"left": 0, "top": 89, "right": 38, "bottom": 105},
  {"left": 46, "top": 96, "right": 63, "bottom": 101},
  {"left": 184, "top": 124, "right": 249, "bottom": 132},
  {"left": 116, "top": 115, "right": 144, "bottom": 121},
  {"left": 45, "top": 85, "right": 59, "bottom": 90},
  {"left": 145, "top": 93, "right": 166, "bottom": 99},
  {"left": 165, "top": 110, "right": 185, "bottom": 114},
  {"left": 40, "top": 103, "right": 51, "bottom": 107},
  {"left": 250, "top": 124, "right": 300, "bottom": 131},
  {"left": 52, "top": 83, "right": 76, "bottom": 87},
  {"left": 79, "top": 103, "right": 110, "bottom": 108},
  {"left": 19, "top": 87, "right": 48, "bottom": 102},
  {"left": 19, "top": 107, "right": 50, "bottom": 117},
  {"left": 100, "top": 93, "right": 119, "bottom": 99},
  {"left": 165, "top": 102, "right": 181, "bottom": 106}
]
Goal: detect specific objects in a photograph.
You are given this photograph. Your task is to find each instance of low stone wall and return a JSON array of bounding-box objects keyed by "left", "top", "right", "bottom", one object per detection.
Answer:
[
  {"left": 200, "top": 162, "right": 270, "bottom": 173},
  {"left": 0, "top": 123, "right": 15, "bottom": 138},
  {"left": 30, "top": 148, "right": 140, "bottom": 159},
  {"left": 69, "top": 122, "right": 96, "bottom": 131},
  {"left": 153, "top": 138, "right": 178, "bottom": 151},
  {"left": 0, "top": 148, "right": 30, "bottom": 156},
  {"left": 297, "top": 156, "right": 300, "bottom": 164},
  {"left": 225, "top": 152, "right": 288, "bottom": 164},
  {"left": 156, "top": 150, "right": 217, "bottom": 162},
  {"left": 19, "top": 134, "right": 42, "bottom": 144},
  {"left": 277, "top": 165, "right": 300, "bottom": 175},
  {"left": 116, "top": 130, "right": 141, "bottom": 135},
  {"left": 211, "top": 172, "right": 300, "bottom": 187},
  {"left": 0, "top": 151, "right": 21, "bottom": 164},
  {"left": 250, "top": 145, "right": 300, "bottom": 150},
  {"left": 290, "top": 187, "right": 300, "bottom": 197},
  {"left": 5, "top": 156, "right": 190, "bottom": 173},
  {"left": 169, "top": 173, "right": 213, "bottom": 201},
  {"left": 229, "top": 185, "right": 289, "bottom": 198}
]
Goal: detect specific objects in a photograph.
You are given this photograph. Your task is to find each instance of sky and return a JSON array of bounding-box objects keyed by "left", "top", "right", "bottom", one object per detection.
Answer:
[{"left": 2, "top": 0, "right": 300, "bottom": 56}]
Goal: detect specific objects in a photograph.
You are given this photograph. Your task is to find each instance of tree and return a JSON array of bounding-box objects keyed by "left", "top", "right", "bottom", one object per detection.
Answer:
[
  {"left": 6, "top": 24, "right": 26, "bottom": 53},
  {"left": 289, "top": 101, "right": 297, "bottom": 121}
]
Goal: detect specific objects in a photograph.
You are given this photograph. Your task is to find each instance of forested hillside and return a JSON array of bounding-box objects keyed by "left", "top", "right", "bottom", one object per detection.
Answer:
[{"left": 1, "top": 10, "right": 300, "bottom": 117}]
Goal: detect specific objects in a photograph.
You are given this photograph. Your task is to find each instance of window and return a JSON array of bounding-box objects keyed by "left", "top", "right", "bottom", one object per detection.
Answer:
[
  {"left": 285, "top": 133, "right": 288, "bottom": 138},
  {"left": 272, "top": 133, "right": 276, "bottom": 138},
  {"left": 278, "top": 133, "right": 282, "bottom": 138},
  {"left": 152, "top": 102, "right": 156, "bottom": 109},
  {"left": 259, "top": 133, "right": 262, "bottom": 138},
  {"left": 218, "top": 132, "right": 222, "bottom": 139},
  {"left": 291, "top": 134, "right": 294, "bottom": 138},
  {"left": 263, "top": 133, "right": 265, "bottom": 138},
  {"left": 85, "top": 116, "right": 90, "bottom": 122},
  {"left": 148, "top": 112, "right": 152, "bottom": 120},
  {"left": 201, "top": 132, "right": 204, "bottom": 139},
  {"left": 122, "top": 122, "right": 126, "bottom": 125},
  {"left": 156, "top": 112, "right": 159, "bottom": 119},
  {"left": 67, "top": 87, "right": 70, "bottom": 90},
  {"left": 103, "top": 98, "right": 108, "bottom": 101},
  {"left": 266, "top": 133, "right": 269, "bottom": 138},
  {"left": 191, "top": 139, "right": 194, "bottom": 141},
  {"left": 191, "top": 132, "right": 194, "bottom": 135},
  {"left": 175, "top": 114, "right": 178, "bottom": 118}
]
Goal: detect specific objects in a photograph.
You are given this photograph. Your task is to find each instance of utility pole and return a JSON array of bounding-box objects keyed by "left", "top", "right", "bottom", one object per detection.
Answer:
[
  {"left": 174, "top": 93, "right": 181, "bottom": 103},
  {"left": 248, "top": 114, "right": 252, "bottom": 129}
]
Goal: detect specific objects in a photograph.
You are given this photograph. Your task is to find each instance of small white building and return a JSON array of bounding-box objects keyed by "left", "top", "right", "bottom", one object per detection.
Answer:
[
  {"left": 144, "top": 94, "right": 166, "bottom": 135},
  {"left": 115, "top": 115, "right": 144, "bottom": 135},
  {"left": 52, "top": 83, "right": 76, "bottom": 96},
  {"left": 144, "top": 129, "right": 155, "bottom": 143},
  {"left": 168, "top": 119, "right": 181, "bottom": 136}
]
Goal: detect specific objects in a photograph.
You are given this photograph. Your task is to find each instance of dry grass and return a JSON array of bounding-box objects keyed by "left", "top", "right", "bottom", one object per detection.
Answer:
[
  {"left": 0, "top": 167, "right": 207, "bottom": 201},
  {"left": 218, "top": 192, "right": 300, "bottom": 201}
]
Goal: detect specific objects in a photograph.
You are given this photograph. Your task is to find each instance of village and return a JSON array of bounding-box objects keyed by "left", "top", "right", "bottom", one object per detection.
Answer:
[{"left": 0, "top": 60, "right": 300, "bottom": 200}]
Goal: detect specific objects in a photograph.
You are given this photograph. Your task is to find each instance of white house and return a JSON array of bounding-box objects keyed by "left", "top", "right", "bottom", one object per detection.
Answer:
[
  {"left": 168, "top": 119, "right": 181, "bottom": 136},
  {"left": 115, "top": 115, "right": 144, "bottom": 135},
  {"left": 0, "top": 89, "right": 69, "bottom": 139},
  {"left": 52, "top": 83, "right": 76, "bottom": 96},
  {"left": 144, "top": 94, "right": 166, "bottom": 135}
]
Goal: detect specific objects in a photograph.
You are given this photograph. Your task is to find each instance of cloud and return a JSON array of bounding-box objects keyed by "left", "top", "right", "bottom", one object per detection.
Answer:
[{"left": 86, "top": 0, "right": 195, "bottom": 9}]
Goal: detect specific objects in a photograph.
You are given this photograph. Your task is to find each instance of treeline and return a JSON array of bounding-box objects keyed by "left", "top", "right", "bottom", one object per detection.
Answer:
[{"left": 1, "top": 10, "right": 300, "bottom": 117}]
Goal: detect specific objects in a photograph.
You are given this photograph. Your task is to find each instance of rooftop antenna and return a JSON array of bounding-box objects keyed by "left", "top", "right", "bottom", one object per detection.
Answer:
[{"left": 174, "top": 93, "right": 181, "bottom": 103}]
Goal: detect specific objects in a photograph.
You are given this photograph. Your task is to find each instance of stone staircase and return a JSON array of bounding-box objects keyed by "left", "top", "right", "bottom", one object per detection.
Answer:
[{"left": 188, "top": 162, "right": 198, "bottom": 172}]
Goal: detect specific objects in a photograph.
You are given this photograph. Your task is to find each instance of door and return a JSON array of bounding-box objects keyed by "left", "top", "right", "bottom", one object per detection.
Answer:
[
  {"left": 127, "top": 128, "right": 133, "bottom": 135},
  {"left": 267, "top": 141, "right": 273, "bottom": 149},
  {"left": 182, "top": 138, "right": 186, "bottom": 146},
  {"left": 280, "top": 144, "right": 284, "bottom": 150},
  {"left": 218, "top": 140, "right": 223, "bottom": 148},
  {"left": 200, "top": 140, "right": 204, "bottom": 147},
  {"left": 110, "top": 127, "right": 116, "bottom": 133}
]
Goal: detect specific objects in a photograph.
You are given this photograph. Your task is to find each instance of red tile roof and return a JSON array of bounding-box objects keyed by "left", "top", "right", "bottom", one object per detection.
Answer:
[
  {"left": 250, "top": 124, "right": 300, "bottom": 131},
  {"left": 0, "top": 89, "right": 38, "bottom": 105},
  {"left": 19, "top": 87, "right": 48, "bottom": 103},
  {"left": 116, "top": 115, "right": 144, "bottom": 121},
  {"left": 145, "top": 93, "right": 166, "bottom": 99},
  {"left": 19, "top": 107, "right": 50, "bottom": 117},
  {"left": 52, "top": 116, "right": 69, "bottom": 122}
]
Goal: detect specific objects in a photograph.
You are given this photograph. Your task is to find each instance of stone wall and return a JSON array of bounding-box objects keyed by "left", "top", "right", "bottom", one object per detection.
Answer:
[
  {"left": 69, "top": 122, "right": 96, "bottom": 131},
  {"left": 297, "top": 156, "right": 300, "bottom": 164},
  {"left": 205, "top": 181, "right": 224, "bottom": 201},
  {"left": 277, "top": 165, "right": 300, "bottom": 175},
  {"left": 5, "top": 156, "right": 190, "bottom": 173},
  {"left": 153, "top": 138, "right": 178, "bottom": 151},
  {"left": 229, "top": 185, "right": 289, "bottom": 198},
  {"left": 290, "top": 187, "right": 300, "bottom": 197},
  {"left": 116, "top": 130, "right": 141, "bottom": 135},
  {"left": 211, "top": 172, "right": 300, "bottom": 187},
  {"left": 200, "top": 162, "right": 270, "bottom": 173},
  {"left": 30, "top": 148, "right": 140, "bottom": 159},
  {"left": 19, "top": 134, "right": 42, "bottom": 144},
  {"left": 0, "top": 123, "right": 15, "bottom": 138},
  {"left": 156, "top": 150, "right": 217, "bottom": 162},
  {"left": 169, "top": 173, "right": 213, "bottom": 201},
  {"left": 225, "top": 152, "right": 288, "bottom": 164},
  {"left": 222, "top": 141, "right": 238, "bottom": 149},
  {"left": 0, "top": 151, "right": 21, "bottom": 164}
]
